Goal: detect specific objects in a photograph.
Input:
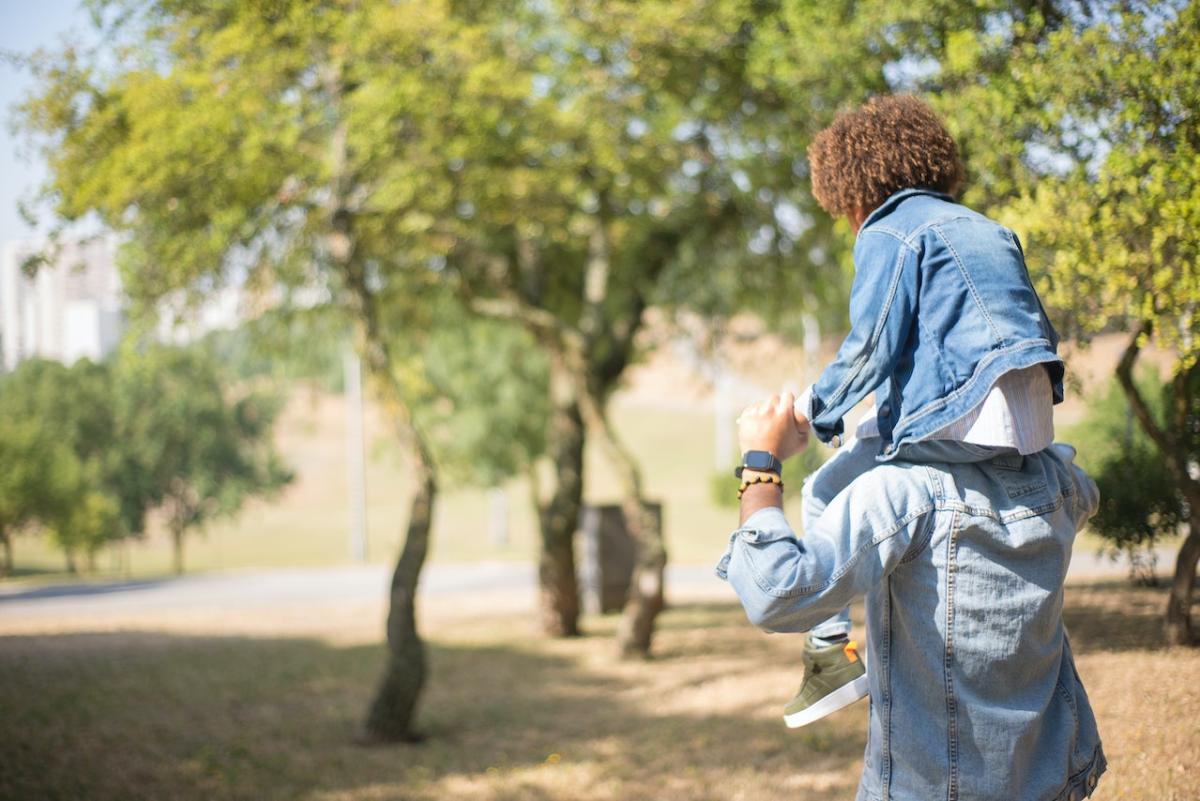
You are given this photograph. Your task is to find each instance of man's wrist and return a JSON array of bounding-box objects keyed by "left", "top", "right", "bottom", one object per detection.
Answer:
[
  {"left": 738, "top": 480, "right": 782, "bottom": 525},
  {"left": 736, "top": 449, "right": 783, "bottom": 478}
]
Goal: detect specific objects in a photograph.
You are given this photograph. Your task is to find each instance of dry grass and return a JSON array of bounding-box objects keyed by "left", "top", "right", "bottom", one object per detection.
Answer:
[{"left": 1, "top": 581, "right": 1197, "bottom": 801}]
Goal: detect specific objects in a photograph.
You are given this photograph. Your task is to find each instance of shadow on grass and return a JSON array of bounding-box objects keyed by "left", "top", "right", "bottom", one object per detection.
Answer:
[
  {"left": 1062, "top": 579, "right": 1174, "bottom": 654},
  {"left": 0, "top": 577, "right": 170, "bottom": 603},
  {"left": 0, "top": 603, "right": 865, "bottom": 801}
]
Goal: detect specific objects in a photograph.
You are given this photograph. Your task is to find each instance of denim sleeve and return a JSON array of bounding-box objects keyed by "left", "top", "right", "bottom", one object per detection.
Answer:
[
  {"left": 1008, "top": 229, "right": 1061, "bottom": 351},
  {"left": 1050, "top": 443, "right": 1100, "bottom": 529},
  {"left": 806, "top": 230, "right": 918, "bottom": 445},
  {"left": 715, "top": 465, "right": 934, "bottom": 633}
]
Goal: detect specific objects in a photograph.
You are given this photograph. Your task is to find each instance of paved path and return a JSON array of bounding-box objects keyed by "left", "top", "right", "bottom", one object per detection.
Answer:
[
  {"left": 0, "top": 548, "right": 1171, "bottom": 623},
  {"left": 0, "top": 562, "right": 728, "bottom": 622}
]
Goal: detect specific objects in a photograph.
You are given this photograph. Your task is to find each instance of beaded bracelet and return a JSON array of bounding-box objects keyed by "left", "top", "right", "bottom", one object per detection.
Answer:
[{"left": 737, "top": 472, "right": 784, "bottom": 500}]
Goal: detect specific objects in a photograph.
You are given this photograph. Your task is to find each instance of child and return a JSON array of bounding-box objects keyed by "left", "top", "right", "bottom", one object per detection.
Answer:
[
  {"left": 752, "top": 94, "right": 1068, "bottom": 729},
  {"left": 715, "top": 94, "right": 1099, "bottom": 801}
]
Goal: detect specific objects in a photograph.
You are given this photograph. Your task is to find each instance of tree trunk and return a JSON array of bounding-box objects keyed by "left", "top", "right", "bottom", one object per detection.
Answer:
[
  {"left": 574, "top": 381, "right": 666, "bottom": 659},
  {"left": 536, "top": 367, "right": 583, "bottom": 637},
  {"left": 1166, "top": 514, "right": 1200, "bottom": 646},
  {"left": 321, "top": 64, "right": 440, "bottom": 741},
  {"left": 1115, "top": 328, "right": 1200, "bottom": 646},
  {"left": 363, "top": 453, "right": 435, "bottom": 743},
  {"left": 616, "top": 499, "right": 666, "bottom": 659},
  {"left": 0, "top": 524, "right": 11, "bottom": 578},
  {"left": 172, "top": 524, "right": 185, "bottom": 575}
]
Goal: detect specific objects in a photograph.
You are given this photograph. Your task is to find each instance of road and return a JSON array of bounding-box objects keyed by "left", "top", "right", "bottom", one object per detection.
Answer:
[
  {"left": 0, "top": 546, "right": 1168, "bottom": 627},
  {"left": 0, "top": 561, "right": 730, "bottom": 625}
]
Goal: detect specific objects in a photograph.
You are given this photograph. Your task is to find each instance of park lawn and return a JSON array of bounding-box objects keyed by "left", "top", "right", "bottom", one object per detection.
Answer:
[
  {"left": 0, "top": 581, "right": 1197, "bottom": 801},
  {"left": 5, "top": 387, "right": 1122, "bottom": 585},
  {"left": 6, "top": 391, "right": 762, "bottom": 581}
]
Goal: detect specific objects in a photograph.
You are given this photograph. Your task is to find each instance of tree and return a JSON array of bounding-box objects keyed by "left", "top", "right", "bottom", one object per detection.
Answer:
[
  {"left": 410, "top": 312, "right": 551, "bottom": 493},
  {"left": 421, "top": 0, "right": 1086, "bottom": 653},
  {"left": 350, "top": 0, "right": 911, "bottom": 655},
  {"left": 112, "top": 345, "right": 292, "bottom": 574},
  {"left": 0, "top": 420, "right": 78, "bottom": 577},
  {"left": 16, "top": 0, "right": 477, "bottom": 741},
  {"left": 0, "top": 359, "right": 135, "bottom": 571},
  {"left": 17, "top": 0, "right": 850, "bottom": 658},
  {"left": 1066, "top": 377, "right": 1185, "bottom": 585},
  {"left": 926, "top": 0, "right": 1200, "bottom": 644}
]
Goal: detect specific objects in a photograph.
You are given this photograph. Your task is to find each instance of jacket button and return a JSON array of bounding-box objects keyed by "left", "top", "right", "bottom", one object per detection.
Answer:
[{"left": 880, "top": 404, "right": 890, "bottom": 418}]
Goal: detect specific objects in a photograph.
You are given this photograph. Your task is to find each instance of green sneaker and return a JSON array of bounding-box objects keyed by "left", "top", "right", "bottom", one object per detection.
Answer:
[{"left": 783, "top": 636, "right": 868, "bottom": 728}]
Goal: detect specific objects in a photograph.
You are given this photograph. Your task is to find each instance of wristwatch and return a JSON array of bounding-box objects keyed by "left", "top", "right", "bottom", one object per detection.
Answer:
[{"left": 735, "top": 450, "right": 783, "bottom": 479}]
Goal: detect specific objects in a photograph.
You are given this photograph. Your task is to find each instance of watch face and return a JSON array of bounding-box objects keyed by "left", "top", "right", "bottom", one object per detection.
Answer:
[{"left": 745, "top": 451, "right": 774, "bottom": 470}]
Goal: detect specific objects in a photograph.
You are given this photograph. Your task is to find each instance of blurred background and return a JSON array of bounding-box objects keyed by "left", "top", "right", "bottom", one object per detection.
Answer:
[{"left": 0, "top": 1, "right": 1197, "bottom": 799}]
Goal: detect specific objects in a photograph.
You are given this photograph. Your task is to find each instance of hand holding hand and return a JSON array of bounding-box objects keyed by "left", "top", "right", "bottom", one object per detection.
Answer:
[{"left": 737, "top": 391, "right": 810, "bottom": 462}]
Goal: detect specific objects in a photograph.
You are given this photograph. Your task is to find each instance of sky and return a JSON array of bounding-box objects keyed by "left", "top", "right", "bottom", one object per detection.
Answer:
[{"left": 0, "top": 0, "right": 92, "bottom": 248}]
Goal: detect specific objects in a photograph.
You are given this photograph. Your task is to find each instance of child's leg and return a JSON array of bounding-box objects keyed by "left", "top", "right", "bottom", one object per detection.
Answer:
[
  {"left": 800, "top": 434, "right": 885, "bottom": 532},
  {"left": 810, "top": 607, "right": 852, "bottom": 645},
  {"left": 801, "top": 435, "right": 882, "bottom": 640},
  {"left": 891, "top": 439, "right": 1020, "bottom": 465}
]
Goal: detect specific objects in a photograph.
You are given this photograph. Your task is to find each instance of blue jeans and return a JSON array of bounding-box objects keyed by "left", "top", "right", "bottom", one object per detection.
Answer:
[{"left": 804, "top": 435, "right": 1019, "bottom": 642}]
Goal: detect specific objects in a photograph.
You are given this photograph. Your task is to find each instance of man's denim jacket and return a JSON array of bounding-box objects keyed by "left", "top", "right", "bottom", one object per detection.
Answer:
[
  {"left": 803, "top": 188, "right": 1064, "bottom": 455},
  {"left": 717, "top": 444, "right": 1106, "bottom": 801}
]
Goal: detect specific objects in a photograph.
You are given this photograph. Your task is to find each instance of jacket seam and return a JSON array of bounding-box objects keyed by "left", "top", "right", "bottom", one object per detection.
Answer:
[
  {"left": 934, "top": 489, "right": 1070, "bottom": 523},
  {"left": 931, "top": 224, "right": 1004, "bottom": 347},
  {"left": 944, "top": 511, "right": 961, "bottom": 801},
  {"left": 899, "top": 510, "right": 935, "bottom": 564},
  {"left": 882, "top": 578, "right": 893, "bottom": 799},
  {"left": 1045, "top": 743, "right": 1106, "bottom": 801},
  {"left": 916, "top": 313, "right": 957, "bottom": 399},
  {"left": 864, "top": 226, "right": 918, "bottom": 250},
  {"left": 823, "top": 243, "right": 909, "bottom": 413},
  {"left": 744, "top": 505, "right": 935, "bottom": 599},
  {"left": 900, "top": 213, "right": 975, "bottom": 246}
]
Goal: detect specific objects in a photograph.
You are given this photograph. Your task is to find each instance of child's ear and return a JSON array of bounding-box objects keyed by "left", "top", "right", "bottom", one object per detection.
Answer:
[{"left": 848, "top": 207, "right": 868, "bottom": 232}]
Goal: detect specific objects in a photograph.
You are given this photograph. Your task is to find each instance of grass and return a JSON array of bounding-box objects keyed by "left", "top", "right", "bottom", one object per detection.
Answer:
[
  {"left": 5, "top": 387, "right": 1133, "bottom": 585},
  {"left": 6, "top": 391, "right": 777, "bottom": 581},
  {"left": 1, "top": 581, "right": 1197, "bottom": 800}
]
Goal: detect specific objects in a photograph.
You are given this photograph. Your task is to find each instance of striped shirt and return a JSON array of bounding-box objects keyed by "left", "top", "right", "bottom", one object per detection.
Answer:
[{"left": 801, "top": 364, "right": 1056, "bottom": 455}]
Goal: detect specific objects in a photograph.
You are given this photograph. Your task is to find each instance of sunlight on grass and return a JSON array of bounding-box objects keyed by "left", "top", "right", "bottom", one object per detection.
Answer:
[
  {"left": 9, "top": 392, "right": 759, "bottom": 580},
  {"left": 1, "top": 584, "right": 1197, "bottom": 800}
]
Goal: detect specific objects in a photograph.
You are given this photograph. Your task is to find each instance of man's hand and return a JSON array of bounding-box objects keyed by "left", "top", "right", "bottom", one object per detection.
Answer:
[{"left": 737, "top": 391, "right": 810, "bottom": 461}]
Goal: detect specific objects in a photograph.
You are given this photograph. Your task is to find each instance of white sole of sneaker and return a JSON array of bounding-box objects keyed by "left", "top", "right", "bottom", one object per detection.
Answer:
[{"left": 783, "top": 673, "right": 869, "bottom": 728}]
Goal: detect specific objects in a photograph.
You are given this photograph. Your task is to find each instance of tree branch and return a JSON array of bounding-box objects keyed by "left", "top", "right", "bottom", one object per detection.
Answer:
[
  {"left": 1116, "top": 321, "right": 1195, "bottom": 497},
  {"left": 469, "top": 296, "right": 578, "bottom": 346}
]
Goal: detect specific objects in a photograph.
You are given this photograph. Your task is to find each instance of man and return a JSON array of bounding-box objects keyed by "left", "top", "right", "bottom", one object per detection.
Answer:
[{"left": 719, "top": 391, "right": 1106, "bottom": 801}]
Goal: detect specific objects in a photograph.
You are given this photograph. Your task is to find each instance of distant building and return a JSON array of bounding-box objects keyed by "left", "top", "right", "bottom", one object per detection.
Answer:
[{"left": 1, "top": 237, "right": 125, "bottom": 372}]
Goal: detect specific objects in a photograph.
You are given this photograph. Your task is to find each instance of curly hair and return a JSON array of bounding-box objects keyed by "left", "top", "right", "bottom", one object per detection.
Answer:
[{"left": 807, "top": 94, "right": 964, "bottom": 219}]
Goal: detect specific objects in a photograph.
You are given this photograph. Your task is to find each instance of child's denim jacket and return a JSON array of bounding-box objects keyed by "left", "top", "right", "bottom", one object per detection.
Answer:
[
  {"left": 802, "top": 188, "right": 1064, "bottom": 456},
  {"left": 716, "top": 444, "right": 1106, "bottom": 801}
]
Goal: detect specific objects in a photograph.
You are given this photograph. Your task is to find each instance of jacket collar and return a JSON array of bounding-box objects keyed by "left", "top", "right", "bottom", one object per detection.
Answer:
[{"left": 858, "top": 187, "right": 955, "bottom": 237}]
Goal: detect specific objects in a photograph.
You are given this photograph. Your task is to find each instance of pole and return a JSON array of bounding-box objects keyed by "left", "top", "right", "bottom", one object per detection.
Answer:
[
  {"left": 344, "top": 344, "right": 368, "bottom": 562},
  {"left": 488, "top": 486, "right": 509, "bottom": 548},
  {"left": 714, "top": 369, "right": 734, "bottom": 472}
]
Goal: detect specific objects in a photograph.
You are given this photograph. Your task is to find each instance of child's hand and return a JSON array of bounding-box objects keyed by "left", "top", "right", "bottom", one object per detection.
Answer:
[{"left": 737, "top": 392, "right": 810, "bottom": 461}]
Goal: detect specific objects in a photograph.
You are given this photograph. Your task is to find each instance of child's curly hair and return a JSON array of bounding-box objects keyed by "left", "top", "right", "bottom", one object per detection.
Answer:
[{"left": 807, "top": 94, "right": 964, "bottom": 219}]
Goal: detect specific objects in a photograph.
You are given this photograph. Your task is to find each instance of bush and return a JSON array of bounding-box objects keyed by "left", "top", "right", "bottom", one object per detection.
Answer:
[{"left": 1065, "top": 375, "right": 1183, "bottom": 585}]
